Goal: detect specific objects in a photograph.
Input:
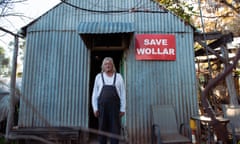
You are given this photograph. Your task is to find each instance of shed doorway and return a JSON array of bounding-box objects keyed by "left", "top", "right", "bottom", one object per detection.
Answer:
[
  {"left": 87, "top": 33, "right": 131, "bottom": 132},
  {"left": 89, "top": 50, "right": 124, "bottom": 130}
]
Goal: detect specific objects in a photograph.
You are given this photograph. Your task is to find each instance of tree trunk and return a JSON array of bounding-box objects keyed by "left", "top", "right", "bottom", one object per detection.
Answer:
[{"left": 6, "top": 35, "right": 18, "bottom": 138}]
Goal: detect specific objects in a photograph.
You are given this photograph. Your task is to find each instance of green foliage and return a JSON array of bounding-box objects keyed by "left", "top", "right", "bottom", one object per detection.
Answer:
[
  {"left": 0, "top": 137, "right": 10, "bottom": 144},
  {"left": 0, "top": 47, "right": 4, "bottom": 55},
  {"left": 0, "top": 137, "right": 17, "bottom": 144},
  {"left": 1, "top": 59, "right": 9, "bottom": 66},
  {"left": 0, "top": 47, "right": 10, "bottom": 76},
  {"left": 0, "top": 137, "right": 5, "bottom": 144},
  {"left": 234, "top": 69, "right": 240, "bottom": 76},
  {"left": 0, "top": 47, "right": 9, "bottom": 66},
  {"left": 155, "top": 0, "right": 197, "bottom": 24}
]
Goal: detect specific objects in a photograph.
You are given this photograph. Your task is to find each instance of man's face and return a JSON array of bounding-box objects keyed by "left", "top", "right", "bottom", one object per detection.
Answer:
[{"left": 103, "top": 60, "right": 113, "bottom": 72}]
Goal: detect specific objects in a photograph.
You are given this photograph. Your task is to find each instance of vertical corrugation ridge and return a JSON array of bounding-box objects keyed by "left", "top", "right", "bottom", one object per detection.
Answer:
[
  {"left": 69, "top": 32, "right": 75, "bottom": 126},
  {"left": 75, "top": 38, "right": 81, "bottom": 126},
  {"left": 37, "top": 32, "right": 43, "bottom": 127},
  {"left": 51, "top": 31, "right": 57, "bottom": 126},
  {"left": 42, "top": 32, "right": 49, "bottom": 127}
]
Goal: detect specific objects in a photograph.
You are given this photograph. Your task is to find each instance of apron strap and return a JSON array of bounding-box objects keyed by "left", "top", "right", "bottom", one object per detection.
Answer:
[
  {"left": 113, "top": 73, "right": 117, "bottom": 85},
  {"left": 101, "top": 73, "right": 105, "bottom": 85}
]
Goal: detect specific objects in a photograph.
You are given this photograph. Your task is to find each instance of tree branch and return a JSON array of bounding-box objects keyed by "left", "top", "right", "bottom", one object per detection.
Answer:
[
  {"left": 201, "top": 49, "right": 240, "bottom": 142},
  {"left": 220, "top": 0, "right": 240, "bottom": 14}
]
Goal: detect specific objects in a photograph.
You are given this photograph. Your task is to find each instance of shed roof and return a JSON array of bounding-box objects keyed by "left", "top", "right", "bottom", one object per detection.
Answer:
[{"left": 20, "top": 0, "right": 197, "bottom": 37}]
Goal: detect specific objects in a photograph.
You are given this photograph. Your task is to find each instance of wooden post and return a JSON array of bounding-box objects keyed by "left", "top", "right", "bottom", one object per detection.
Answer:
[
  {"left": 221, "top": 45, "right": 239, "bottom": 105},
  {"left": 6, "top": 35, "right": 19, "bottom": 138}
]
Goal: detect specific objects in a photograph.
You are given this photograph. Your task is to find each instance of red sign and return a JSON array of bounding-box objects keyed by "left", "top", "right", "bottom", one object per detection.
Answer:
[{"left": 135, "top": 34, "right": 176, "bottom": 60}]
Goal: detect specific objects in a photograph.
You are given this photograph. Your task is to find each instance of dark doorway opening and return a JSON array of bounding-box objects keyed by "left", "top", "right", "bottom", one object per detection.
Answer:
[{"left": 89, "top": 50, "right": 124, "bottom": 131}]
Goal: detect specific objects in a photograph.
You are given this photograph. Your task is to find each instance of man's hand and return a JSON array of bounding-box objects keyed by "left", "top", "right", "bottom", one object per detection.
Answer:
[
  {"left": 94, "top": 110, "right": 99, "bottom": 117},
  {"left": 119, "top": 112, "right": 125, "bottom": 117}
]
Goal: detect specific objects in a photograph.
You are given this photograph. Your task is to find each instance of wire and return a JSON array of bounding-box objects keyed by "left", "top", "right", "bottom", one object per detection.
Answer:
[
  {"left": 197, "top": 0, "right": 213, "bottom": 79},
  {"left": 60, "top": 0, "right": 167, "bottom": 14}
]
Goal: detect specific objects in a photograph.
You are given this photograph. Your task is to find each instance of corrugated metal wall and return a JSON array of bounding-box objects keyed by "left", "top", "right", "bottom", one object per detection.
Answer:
[
  {"left": 19, "top": 30, "right": 90, "bottom": 127},
  {"left": 19, "top": 0, "right": 198, "bottom": 143},
  {"left": 126, "top": 33, "right": 197, "bottom": 143},
  {"left": 125, "top": 8, "right": 197, "bottom": 144}
]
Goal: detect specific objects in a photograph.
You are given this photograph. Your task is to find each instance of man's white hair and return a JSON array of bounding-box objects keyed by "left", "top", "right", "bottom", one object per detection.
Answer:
[{"left": 101, "top": 57, "right": 116, "bottom": 72}]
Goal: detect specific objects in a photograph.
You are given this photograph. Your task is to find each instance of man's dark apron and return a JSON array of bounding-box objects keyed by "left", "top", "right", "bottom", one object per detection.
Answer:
[{"left": 98, "top": 73, "right": 120, "bottom": 144}]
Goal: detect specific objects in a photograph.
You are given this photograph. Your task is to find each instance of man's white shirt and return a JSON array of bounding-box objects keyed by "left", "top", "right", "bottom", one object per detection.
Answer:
[{"left": 92, "top": 72, "right": 126, "bottom": 113}]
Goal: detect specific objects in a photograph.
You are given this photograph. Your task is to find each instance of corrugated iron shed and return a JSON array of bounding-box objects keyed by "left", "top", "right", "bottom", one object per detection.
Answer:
[{"left": 18, "top": 0, "right": 198, "bottom": 143}]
